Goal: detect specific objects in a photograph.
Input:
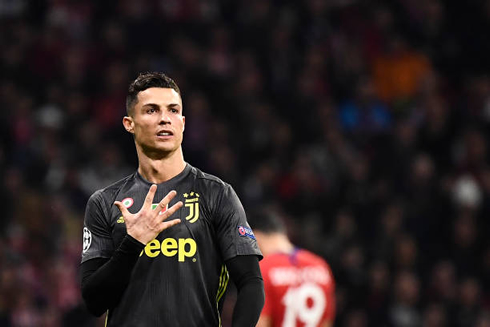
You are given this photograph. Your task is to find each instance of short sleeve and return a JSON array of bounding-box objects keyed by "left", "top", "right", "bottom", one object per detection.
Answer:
[
  {"left": 213, "top": 184, "right": 262, "bottom": 261},
  {"left": 81, "top": 191, "right": 115, "bottom": 263}
]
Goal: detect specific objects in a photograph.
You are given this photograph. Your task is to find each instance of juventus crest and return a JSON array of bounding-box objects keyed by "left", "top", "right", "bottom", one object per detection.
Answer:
[{"left": 183, "top": 192, "right": 200, "bottom": 223}]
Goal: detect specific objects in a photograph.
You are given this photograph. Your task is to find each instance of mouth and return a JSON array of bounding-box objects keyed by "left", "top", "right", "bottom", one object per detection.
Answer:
[
  {"left": 157, "top": 131, "right": 174, "bottom": 136},
  {"left": 156, "top": 130, "right": 174, "bottom": 138}
]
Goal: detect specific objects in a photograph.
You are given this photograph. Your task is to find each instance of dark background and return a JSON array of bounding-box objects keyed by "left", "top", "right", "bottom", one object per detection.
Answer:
[{"left": 1, "top": 1, "right": 490, "bottom": 326}]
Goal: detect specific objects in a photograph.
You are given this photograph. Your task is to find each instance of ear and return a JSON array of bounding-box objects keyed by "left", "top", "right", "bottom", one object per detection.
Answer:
[
  {"left": 182, "top": 116, "right": 185, "bottom": 132},
  {"left": 122, "top": 116, "right": 135, "bottom": 134}
]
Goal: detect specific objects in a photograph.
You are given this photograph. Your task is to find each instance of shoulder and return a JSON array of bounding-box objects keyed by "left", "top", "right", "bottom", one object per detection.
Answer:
[
  {"left": 188, "top": 165, "right": 235, "bottom": 202},
  {"left": 297, "top": 249, "right": 328, "bottom": 265},
  {"left": 297, "top": 249, "right": 334, "bottom": 280},
  {"left": 88, "top": 173, "right": 137, "bottom": 206},
  {"left": 189, "top": 165, "right": 229, "bottom": 188}
]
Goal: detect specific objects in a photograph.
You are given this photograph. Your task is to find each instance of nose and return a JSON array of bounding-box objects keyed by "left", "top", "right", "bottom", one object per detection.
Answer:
[{"left": 159, "top": 111, "right": 171, "bottom": 124}]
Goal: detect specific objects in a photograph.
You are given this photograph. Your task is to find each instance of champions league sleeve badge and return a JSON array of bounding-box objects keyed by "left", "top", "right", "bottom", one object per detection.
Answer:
[
  {"left": 237, "top": 226, "right": 256, "bottom": 240},
  {"left": 83, "top": 227, "right": 92, "bottom": 253}
]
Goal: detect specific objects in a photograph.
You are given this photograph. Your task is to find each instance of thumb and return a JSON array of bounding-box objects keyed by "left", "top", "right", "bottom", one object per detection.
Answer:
[{"left": 114, "top": 201, "right": 130, "bottom": 215}]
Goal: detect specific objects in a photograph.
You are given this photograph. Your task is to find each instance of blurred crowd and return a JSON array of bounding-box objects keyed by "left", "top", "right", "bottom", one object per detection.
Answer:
[{"left": 1, "top": 0, "right": 490, "bottom": 326}]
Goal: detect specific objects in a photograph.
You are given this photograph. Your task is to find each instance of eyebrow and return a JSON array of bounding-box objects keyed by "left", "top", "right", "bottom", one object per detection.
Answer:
[{"left": 141, "top": 103, "right": 181, "bottom": 109}]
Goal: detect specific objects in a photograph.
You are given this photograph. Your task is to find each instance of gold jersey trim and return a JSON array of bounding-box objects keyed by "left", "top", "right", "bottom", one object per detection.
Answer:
[{"left": 216, "top": 264, "right": 229, "bottom": 302}]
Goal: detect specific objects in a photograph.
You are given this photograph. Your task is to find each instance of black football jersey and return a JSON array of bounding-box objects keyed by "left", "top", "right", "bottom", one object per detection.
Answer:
[{"left": 81, "top": 163, "right": 262, "bottom": 326}]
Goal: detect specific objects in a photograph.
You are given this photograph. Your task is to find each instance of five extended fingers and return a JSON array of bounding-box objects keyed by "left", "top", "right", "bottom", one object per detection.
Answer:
[{"left": 115, "top": 184, "right": 183, "bottom": 233}]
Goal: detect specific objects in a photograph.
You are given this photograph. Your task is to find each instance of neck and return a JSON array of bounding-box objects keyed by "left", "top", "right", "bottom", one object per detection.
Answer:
[
  {"left": 136, "top": 146, "right": 186, "bottom": 184},
  {"left": 261, "top": 234, "right": 295, "bottom": 257}
]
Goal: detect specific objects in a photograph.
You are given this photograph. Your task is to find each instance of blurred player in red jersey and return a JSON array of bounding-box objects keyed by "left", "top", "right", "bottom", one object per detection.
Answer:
[{"left": 249, "top": 208, "right": 336, "bottom": 327}]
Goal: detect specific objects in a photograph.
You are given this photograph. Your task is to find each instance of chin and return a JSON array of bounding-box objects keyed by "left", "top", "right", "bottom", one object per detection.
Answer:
[
  {"left": 152, "top": 145, "right": 175, "bottom": 153},
  {"left": 140, "top": 143, "right": 178, "bottom": 156}
]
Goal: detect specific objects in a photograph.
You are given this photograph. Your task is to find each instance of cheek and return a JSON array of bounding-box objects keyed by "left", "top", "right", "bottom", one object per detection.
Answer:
[
  {"left": 133, "top": 123, "right": 151, "bottom": 140},
  {"left": 175, "top": 119, "right": 185, "bottom": 133}
]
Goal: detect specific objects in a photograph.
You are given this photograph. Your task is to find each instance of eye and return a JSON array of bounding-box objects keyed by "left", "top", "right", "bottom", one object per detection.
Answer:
[
  {"left": 170, "top": 108, "right": 179, "bottom": 114},
  {"left": 147, "top": 108, "right": 157, "bottom": 114}
]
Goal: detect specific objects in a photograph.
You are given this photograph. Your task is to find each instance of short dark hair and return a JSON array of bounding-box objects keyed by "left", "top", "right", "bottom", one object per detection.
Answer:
[
  {"left": 126, "top": 72, "right": 181, "bottom": 115},
  {"left": 248, "top": 209, "right": 287, "bottom": 234}
]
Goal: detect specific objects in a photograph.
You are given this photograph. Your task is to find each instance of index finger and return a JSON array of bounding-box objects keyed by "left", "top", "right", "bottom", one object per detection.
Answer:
[{"left": 143, "top": 184, "right": 158, "bottom": 210}]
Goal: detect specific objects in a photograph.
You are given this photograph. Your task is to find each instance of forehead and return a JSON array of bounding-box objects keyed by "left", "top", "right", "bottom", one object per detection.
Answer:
[{"left": 136, "top": 87, "right": 182, "bottom": 107}]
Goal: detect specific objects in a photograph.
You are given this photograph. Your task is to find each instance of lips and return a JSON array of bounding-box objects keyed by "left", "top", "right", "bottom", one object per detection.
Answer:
[{"left": 157, "top": 130, "right": 173, "bottom": 136}]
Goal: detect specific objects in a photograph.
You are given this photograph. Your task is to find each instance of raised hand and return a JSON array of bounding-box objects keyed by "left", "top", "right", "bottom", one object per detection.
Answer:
[{"left": 114, "top": 184, "right": 183, "bottom": 244}]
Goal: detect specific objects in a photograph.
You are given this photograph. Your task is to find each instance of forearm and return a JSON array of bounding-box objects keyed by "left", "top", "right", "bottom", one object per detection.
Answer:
[
  {"left": 80, "top": 235, "right": 144, "bottom": 316},
  {"left": 232, "top": 277, "right": 265, "bottom": 327},
  {"left": 256, "top": 315, "right": 272, "bottom": 327},
  {"left": 226, "top": 255, "right": 265, "bottom": 327}
]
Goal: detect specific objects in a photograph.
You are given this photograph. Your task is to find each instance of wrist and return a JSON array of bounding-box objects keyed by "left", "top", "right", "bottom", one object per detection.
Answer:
[
  {"left": 126, "top": 230, "right": 152, "bottom": 245},
  {"left": 125, "top": 234, "right": 146, "bottom": 247}
]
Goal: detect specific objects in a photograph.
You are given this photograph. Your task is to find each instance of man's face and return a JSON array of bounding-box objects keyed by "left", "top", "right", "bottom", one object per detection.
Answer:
[{"left": 125, "top": 87, "right": 185, "bottom": 156}]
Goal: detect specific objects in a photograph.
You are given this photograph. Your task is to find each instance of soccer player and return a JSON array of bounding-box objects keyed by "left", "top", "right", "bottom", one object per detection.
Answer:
[
  {"left": 249, "top": 209, "right": 336, "bottom": 327},
  {"left": 80, "top": 72, "right": 264, "bottom": 326}
]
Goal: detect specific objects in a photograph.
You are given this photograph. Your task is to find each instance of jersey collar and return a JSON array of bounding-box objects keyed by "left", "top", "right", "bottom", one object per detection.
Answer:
[{"left": 135, "top": 162, "right": 192, "bottom": 187}]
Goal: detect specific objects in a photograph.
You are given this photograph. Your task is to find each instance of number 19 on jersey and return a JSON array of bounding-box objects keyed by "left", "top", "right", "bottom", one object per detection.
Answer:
[{"left": 281, "top": 283, "right": 327, "bottom": 327}]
